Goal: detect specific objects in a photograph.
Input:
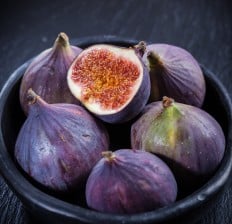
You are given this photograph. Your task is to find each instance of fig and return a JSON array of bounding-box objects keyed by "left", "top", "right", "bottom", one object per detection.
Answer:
[
  {"left": 20, "top": 32, "right": 82, "bottom": 114},
  {"left": 15, "top": 89, "right": 109, "bottom": 192},
  {"left": 142, "top": 43, "right": 206, "bottom": 107},
  {"left": 86, "top": 149, "right": 177, "bottom": 214},
  {"left": 131, "top": 97, "right": 225, "bottom": 188},
  {"left": 67, "top": 43, "right": 150, "bottom": 123}
]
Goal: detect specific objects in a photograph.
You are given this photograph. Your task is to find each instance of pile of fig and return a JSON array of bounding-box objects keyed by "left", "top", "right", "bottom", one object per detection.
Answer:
[{"left": 15, "top": 32, "right": 225, "bottom": 214}]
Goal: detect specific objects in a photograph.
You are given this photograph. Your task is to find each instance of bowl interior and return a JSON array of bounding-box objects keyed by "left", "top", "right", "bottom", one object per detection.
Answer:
[{"left": 0, "top": 37, "right": 231, "bottom": 223}]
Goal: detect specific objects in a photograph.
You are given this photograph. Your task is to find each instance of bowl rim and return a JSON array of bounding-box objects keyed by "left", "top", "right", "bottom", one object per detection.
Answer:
[{"left": 0, "top": 35, "right": 232, "bottom": 223}]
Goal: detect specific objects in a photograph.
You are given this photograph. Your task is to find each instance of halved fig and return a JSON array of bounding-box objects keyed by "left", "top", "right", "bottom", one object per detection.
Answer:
[{"left": 67, "top": 44, "right": 150, "bottom": 123}]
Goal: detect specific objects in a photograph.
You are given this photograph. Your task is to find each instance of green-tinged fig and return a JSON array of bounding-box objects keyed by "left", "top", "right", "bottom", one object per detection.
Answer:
[
  {"left": 86, "top": 149, "right": 177, "bottom": 214},
  {"left": 67, "top": 43, "right": 150, "bottom": 123},
  {"left": 15, "top": 89, "right": 109, "bottom": 192},
  {"left": 20, "top": 32, "right": 82, "bottom": 114},
  {"left": 142, "top": 43, "right": 206, "bottom": 107},
  {"left": 131, "top": 97, "right": 225, "bottom": 188}
]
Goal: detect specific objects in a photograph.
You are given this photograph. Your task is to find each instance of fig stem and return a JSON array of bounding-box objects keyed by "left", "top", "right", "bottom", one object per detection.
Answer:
[
  {"left": 162, "top": 96, "right": 174, "bottom": 108},
  {"left": 27, "top": 88, "right": 45, "bottom": 105},
  {"left": 27, "top": 88, "right": 39, "bottom": 105},
  {"left": 54, "top": 32, "right": 70, "bottom": 48},
  {"left": 147, "top": 51, "right": 163, "bottom": 69},
  {"left": 102, "top": 151, "right": 116, "bottom": 162},
  {"left": 134, "top": 41, "right": 146, "bottom": 57}
]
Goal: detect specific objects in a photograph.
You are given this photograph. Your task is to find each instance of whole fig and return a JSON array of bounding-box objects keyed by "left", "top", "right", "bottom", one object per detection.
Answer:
[
  {"left": 15, "top": 89, "right": 109, "bottom": 192},
  {"left": 20, "top": 32, "right": 82, "bottom": 114},
  {"left": 131, "top": 97, "right": 225, "bottom": 188},
  {"left": 142, "top": 43, "right": 206, "bottom": 107},
  {"left": 86, "top": 149, "right": 177, "bottom": 214},
  {"left": 67, "top": 43, "right": 150, "bottom": 123}
]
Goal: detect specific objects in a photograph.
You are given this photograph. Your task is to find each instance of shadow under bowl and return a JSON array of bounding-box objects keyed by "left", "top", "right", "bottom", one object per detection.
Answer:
[{"left": 0, "top": 36, "right": 232, "bottom": 224}]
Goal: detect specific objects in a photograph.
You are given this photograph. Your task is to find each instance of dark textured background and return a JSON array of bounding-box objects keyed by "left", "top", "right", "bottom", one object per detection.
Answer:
[{"left": 0, "top": 0, "right": 232, "bottom": 223}]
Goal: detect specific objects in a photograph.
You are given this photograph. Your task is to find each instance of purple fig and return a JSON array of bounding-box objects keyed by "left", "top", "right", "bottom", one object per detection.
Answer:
[
  {"left": 142, "top": 43, "right": 206, "bottom": 107},
  {"left": 86, "top": 149, "right": 177, "bottom": 214},
  {"left": 15, "top": 89, "right": 109, "bottom": 192},
  {"left": 131, "top": 97, "right": 225, "bottom": 187},
  {"left": 67, "top": 43, "right": 150, "bottom": 123},
  {"left": 20, "top": 32, "right": 82, "bottom": 114}
]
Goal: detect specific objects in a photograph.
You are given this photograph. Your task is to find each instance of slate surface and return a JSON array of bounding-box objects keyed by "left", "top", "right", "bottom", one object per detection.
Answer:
[{"left": 0, "top": 0, "right": 232, "bottom": 223}]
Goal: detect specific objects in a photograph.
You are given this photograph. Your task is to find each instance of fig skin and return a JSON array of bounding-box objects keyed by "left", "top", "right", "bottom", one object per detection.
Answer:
[
  {"left": 67, "top": 43, "right": 151, "bottom": 124},
  {"left": 142, "top": 44, "right": 206, "bottom": 107},
  {"left": 131, "top": 97, "right": 225, "bottom": 188},
  {"left": 86, "top": 149, "right": 177, "bottom": 214},
  {"left": 15, "top": 89, "right": 109, "bottom": 192},
  {"left": 20, "top": 32, "right": 82, "bottom": 114}
]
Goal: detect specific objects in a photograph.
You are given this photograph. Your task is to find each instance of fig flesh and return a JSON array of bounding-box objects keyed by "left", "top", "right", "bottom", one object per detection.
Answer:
[
  {"left": 15, "top": 89, "right": 109, "bottom": 192},
  {"left": 86, "top": 149, "right": 177, "bottom": 214},
  {"left": 20, "top": 32, "right": 82, "bottom": 114},
  {"left": 67, "top": 44, "right": 150, "bottom": 123},
  {"left": 143, "top": 44, "right": 206, "bottom": 107},
  {"left": 131, "top": 97, "right": 225, "bottom": 188}
]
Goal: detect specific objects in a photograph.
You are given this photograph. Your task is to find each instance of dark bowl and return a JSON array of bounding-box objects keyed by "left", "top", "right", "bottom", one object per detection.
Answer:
[{"left": 0, "top": 36, "right": 232, "bottom": 224}]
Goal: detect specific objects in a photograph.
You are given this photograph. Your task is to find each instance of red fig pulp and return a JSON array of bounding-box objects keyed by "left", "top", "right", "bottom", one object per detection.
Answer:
[
  {"left": 86, "top": 149, "right": 177, "bottom": 214},
  {"left": 143, "top": 44, "right": 206, "bottom": 107},
  {"left": 131, "top": 97, "right": 225, "bottom": 187},
  {"left": 20, "top": 32, "right": 82, "bottom": 114},
  {"left": 15, "top": 89, "right": 109, "bottom": 192},
  {"left": 67, "top": 44, "right": 150, "bottom": 123}
]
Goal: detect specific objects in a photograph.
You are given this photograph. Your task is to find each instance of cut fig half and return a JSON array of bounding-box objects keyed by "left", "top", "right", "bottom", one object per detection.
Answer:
[{"left": 67, "top": 44, "right": 150, "bottom": 123}]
